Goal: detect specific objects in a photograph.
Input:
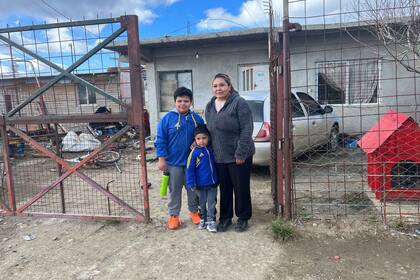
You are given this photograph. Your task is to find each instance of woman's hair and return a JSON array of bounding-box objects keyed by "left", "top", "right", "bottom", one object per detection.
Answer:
[{"left": 213, "top": 73, "right": 235, "bottom": 92}]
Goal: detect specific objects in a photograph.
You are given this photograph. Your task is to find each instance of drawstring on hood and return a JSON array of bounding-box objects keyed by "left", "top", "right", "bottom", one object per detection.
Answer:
[
  {"left": 170, "top": 108, "right": 198, "bottom": 130},
  {"left": 155, "top": 108, "right": 205, "bottom": 167}
]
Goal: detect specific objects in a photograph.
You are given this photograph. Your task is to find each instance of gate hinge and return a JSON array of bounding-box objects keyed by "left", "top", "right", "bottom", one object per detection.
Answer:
[
  {"left": 277, "top": 65, "right": 283, "bottom": 75},
  {"left": 278, "top": 139, "right": 284, "bottom": 151}
]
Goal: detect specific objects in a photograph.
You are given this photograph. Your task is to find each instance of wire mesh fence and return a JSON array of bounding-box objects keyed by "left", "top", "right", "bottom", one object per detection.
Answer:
[
  {"left": 280, "top": 0, "right": 420, "bottom": 223},
  {"left": 8, "top": 124, "right": 145, "bottom": 219},
  {"left": 0, "top": 16, "right": 150, "bottom": 222}
]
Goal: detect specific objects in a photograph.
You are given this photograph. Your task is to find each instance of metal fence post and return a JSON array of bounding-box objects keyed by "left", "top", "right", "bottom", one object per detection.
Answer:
[
  {"left": 276, "top": 54, "right": 285, "bottom": 216},
  {"left": 282, "top": 0, "right": 293, "bottom": 220},
  {"left": 123, "top": 15, "right": 151, "bottom": 222},
  {"left": 1, "top": 119, "right": 16, "bottom": 213}
]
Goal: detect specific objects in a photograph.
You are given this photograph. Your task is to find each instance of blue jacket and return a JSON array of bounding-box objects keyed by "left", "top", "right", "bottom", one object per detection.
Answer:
[
  {"left": 186, "top": 145, "right": 219, "bottom": 189},
  {"left": 155, "top": 109, "right": 204, "bottom": 166}
]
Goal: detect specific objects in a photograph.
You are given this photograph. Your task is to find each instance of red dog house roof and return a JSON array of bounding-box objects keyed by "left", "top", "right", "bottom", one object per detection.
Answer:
[{"left": 358, "top": 110, "right": 412, "bottom": 154}]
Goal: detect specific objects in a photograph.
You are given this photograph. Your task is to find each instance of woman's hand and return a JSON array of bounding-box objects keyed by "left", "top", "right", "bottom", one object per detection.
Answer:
[
  {"left": 235, "top": 159, "right": 245, "bottom": 165},
  {"left": 158, "top": 157, "right": 167, "bottom": 171}
]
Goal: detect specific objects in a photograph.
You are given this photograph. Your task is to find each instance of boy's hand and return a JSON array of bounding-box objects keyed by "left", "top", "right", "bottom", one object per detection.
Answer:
[
  {"left": 158, "top": 157, "right": 167, "bottom": 172},
  {"left": 190, "top": 141, "right": 197, "bottom": 150},
  {"left": 235, "top": 159, "right": 245, "bottom": 165}
]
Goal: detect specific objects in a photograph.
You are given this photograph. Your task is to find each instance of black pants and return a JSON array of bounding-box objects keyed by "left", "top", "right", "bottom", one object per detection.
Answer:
[{"left": 216, "top": 156, "right": 252, "bottom": 222}]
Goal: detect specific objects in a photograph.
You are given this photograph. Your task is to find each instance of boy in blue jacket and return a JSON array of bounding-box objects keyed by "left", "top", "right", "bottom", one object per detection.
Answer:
[
  {"left": 155, "top": 87, "right": 204, "bottom": 230},
  {"left": 186, "top": 125, "right": 219, "bottom": 233}
]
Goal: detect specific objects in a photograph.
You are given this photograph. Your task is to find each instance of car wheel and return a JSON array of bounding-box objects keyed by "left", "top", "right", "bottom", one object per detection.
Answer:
[{"left": 328, "top": 126, "right": 339, "bottom": 152}]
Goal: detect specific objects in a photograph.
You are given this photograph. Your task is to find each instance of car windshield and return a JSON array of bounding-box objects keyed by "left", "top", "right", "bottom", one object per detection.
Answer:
[{"left": 246, "top": 100, "right": 264, "bottom": 122}]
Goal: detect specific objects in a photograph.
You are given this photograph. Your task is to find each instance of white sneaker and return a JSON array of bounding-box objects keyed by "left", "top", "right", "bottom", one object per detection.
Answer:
[
  {"left": 198, "top": 219, "right": 206, "bottom": 230},
  {"left": 206, "top": 221, "right": 217, "bottom": 233}
]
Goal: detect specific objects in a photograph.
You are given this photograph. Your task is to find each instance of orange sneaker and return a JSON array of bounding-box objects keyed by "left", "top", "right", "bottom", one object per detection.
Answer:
[
  {"left": 167, "top": 215, "right": 181, "bottom": 230},
  {"left": 190, "top": 211, "right": 201, "bottom": 225}
]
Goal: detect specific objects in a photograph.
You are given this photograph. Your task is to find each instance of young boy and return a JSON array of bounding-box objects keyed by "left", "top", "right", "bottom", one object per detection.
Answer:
[
  {"left": 186, "top": 125, "right": 219, "bottom": 233},
  {"left": 155, "top": 87, "right": 204, "bottom": 230}
]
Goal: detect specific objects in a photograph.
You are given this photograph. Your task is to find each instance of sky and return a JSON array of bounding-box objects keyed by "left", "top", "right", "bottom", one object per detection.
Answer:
[
  {"left": 0, "top": 0, "right": 352, "bottom": 38},
  {"left": 0, "top": 0, "right": 360, "bottom": 77}
]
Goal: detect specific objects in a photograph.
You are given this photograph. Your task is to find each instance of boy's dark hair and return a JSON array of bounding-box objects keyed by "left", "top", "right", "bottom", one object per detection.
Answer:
[
  {"left": 194, "top": 124, "right": 210, "bottom": 137},
  {"left": 174, "top": 87, "right": 193, "bottom": 101}
]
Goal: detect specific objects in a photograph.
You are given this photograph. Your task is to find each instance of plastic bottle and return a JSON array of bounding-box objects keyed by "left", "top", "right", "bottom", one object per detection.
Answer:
[{"left": 159, "top": 171, "right": 170, "bottom": 196}]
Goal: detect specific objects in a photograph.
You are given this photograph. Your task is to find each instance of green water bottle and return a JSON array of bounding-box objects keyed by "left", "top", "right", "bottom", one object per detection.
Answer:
[{"left": 160, "top": 171, "right": 169, "bottom": 196}]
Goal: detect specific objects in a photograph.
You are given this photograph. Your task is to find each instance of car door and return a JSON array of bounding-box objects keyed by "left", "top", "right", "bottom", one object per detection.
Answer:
[
  {"left": 296, "top": 92, "right": 328, "bottom": 148},
  {"left": 291, "top": 93, "right": 309, "bottom": 155}
]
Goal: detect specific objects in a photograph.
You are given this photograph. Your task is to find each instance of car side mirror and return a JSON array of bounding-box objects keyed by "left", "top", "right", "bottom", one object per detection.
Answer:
[
  {"left": 324, "top": 105, "right": 333, "bottom": 114},
  {"left": 317, "top": 108, "right": 326, "bottom": 115}
]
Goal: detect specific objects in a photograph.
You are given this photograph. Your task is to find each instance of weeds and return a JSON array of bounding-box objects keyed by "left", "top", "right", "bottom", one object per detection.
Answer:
[
  {"left": 342, "top": 192, "right": 373, "bottom": 210},
  {"left": 393, "top": 220, "right": 410, "bottom": 232},
  {"left": 296, "top": 207, "right": 312, "bottom": 221},
  {"left": 271, "top": 218, "right": 295, "bottom": 242}
]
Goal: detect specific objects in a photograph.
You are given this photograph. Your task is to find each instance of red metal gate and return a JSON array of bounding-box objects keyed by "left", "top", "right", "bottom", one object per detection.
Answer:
[{"left": 0, "top": 16, "right": 150, "bottom": 222}]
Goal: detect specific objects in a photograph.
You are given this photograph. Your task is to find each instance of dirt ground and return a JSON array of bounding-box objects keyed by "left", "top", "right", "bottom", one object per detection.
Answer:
[{"left": 1, "top": 163, "right": 420, "bottom": 279}]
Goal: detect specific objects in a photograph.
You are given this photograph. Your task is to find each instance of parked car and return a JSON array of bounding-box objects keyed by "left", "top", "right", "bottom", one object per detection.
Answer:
[{"left": 241, "top": 91, "right": 341, "bottom": 166}]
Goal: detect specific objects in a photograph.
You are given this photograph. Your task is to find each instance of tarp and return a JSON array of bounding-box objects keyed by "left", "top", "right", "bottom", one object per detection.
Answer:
[{"left": 62, "top": 131, "right": 101, "bottom": 152}]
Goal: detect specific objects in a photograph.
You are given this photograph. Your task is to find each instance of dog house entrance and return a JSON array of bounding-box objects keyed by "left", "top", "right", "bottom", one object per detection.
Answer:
[{"left": 391, "top": 161, "right": 420, "bottom": 189}]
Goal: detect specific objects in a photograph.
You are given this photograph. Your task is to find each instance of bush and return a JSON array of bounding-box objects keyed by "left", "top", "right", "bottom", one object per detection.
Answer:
[{"left": 271, "top": 218, "right": 295, "bottom": 242}]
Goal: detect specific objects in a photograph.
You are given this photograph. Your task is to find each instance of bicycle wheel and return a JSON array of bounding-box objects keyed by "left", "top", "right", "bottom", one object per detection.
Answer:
[{"left": 95, "top": 150, "right": 121, "bottom": 166}]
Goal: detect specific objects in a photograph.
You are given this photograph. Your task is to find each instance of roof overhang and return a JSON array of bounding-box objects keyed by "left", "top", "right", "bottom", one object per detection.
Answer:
[{"left": 107, "top": 21, "right": 379, "bottom": 56}]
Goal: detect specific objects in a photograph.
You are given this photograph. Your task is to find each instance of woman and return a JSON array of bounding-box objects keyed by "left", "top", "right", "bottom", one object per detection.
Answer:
[{"left": 205, "top": 73, "right": 255, "bottom": 232}]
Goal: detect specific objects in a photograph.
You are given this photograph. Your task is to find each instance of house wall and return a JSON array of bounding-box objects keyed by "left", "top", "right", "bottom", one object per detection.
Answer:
[
  {"left": 0, "top": 74, "right": 123, "bottom": 130},
  {"left": 143, "top": 30, "right": 419, "bottom": 136},
  {"left": 144, "top": 40, "right": 269, "bottom": 134},
  {"left": 289, "top": 31, "right": 420, "bottom": 135}
]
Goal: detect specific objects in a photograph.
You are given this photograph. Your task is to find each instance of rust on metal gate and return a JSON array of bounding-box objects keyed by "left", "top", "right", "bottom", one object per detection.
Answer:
[{"left": 0, "top": 15, "right": 150, "bottom": 222}]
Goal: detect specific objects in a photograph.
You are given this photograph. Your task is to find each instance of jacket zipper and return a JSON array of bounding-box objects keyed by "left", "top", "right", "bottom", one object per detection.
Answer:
[{"left": 205, "top": 147, "right": 215, "bottom": 184}]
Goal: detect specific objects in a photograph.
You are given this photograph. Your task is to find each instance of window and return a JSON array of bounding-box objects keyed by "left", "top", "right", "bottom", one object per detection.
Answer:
[
  {"left": 316, "top": 59, "right": 379, "bottom": 104},
  {"left": 292, "top": 94, "right": 305, "bottom": 118},
  {"left": 78, "top": 84, "right": 96, "bottom": 105},
  {"left": 159, "top": 71, "right": 192, "bottom": 111},
  {"left": 297, "top": 92, "right": 322, "bottom": 116}
]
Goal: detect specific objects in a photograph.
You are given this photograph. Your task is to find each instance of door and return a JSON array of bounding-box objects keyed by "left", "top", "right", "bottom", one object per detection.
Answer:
[
  {"left": 238, "top": 64, "right": 269, "bottom": 92},
  {"left": 291, "top": 94, "right": 309, "bottom": 155},
  {"left": 296, "top": 92, "right": 328, "bottom": 148}
]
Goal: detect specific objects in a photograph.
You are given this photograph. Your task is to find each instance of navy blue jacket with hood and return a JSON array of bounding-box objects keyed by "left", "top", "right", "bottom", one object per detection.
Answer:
[
  {"left": 154, "top": 109, "right": 204, "bottom": 167},
  {"left": 185, "top": 145, "right": 219, "bottom": 189}
]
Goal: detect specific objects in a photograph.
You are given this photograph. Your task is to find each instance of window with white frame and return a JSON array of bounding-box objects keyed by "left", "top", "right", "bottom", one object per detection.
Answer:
[
  {"left": 158, "top": 70, "right": 192, "bottom": 111},
  {"left": 316, "top": 59, "right": 379, "bottom": 104},
  {"left": 78, "top": 84, "right": 96, "bottom": 105}
]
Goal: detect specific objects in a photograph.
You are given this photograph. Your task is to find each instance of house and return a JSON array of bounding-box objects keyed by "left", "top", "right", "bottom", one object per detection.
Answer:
[
  {"left": 109, "top": 22, "right": 419, "bottom": 136},
  {"left": 0, "top": 68, "right": 131, "bottom": 126}
]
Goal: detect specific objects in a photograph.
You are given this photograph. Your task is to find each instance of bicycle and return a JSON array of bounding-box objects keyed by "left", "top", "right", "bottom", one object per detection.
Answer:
[{"left": 65, "top": 150, "right": 122, "bottom": 172}]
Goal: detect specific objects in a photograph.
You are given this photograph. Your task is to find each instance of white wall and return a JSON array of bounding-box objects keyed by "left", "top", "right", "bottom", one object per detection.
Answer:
[
  {"left": 144, "top": 31, "right": 419, "bottom": 136},
  {"left": 289, "top": 31, "right": 420, "bottom": 135},
  {"left": 145, "top": 40, "right": 268, "bottom": 134}
]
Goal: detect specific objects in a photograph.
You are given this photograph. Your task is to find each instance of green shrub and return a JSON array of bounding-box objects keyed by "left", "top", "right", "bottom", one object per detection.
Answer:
[{"left": 271, "top": 218, "right": 295, "bottom": 242}]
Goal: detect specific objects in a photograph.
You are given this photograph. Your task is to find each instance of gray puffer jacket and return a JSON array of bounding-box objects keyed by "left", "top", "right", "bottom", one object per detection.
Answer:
[{"left": 205, "top": 91, "right": 255, "bottom": 163}]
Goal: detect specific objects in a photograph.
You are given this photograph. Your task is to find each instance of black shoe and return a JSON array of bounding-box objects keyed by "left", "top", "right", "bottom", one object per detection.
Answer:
[
  {"left": 235, "top": 219, "right": 248, "bottom": 232},
  {"left": 218, "top": 219, "right": 232, "bottom": 232}
]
